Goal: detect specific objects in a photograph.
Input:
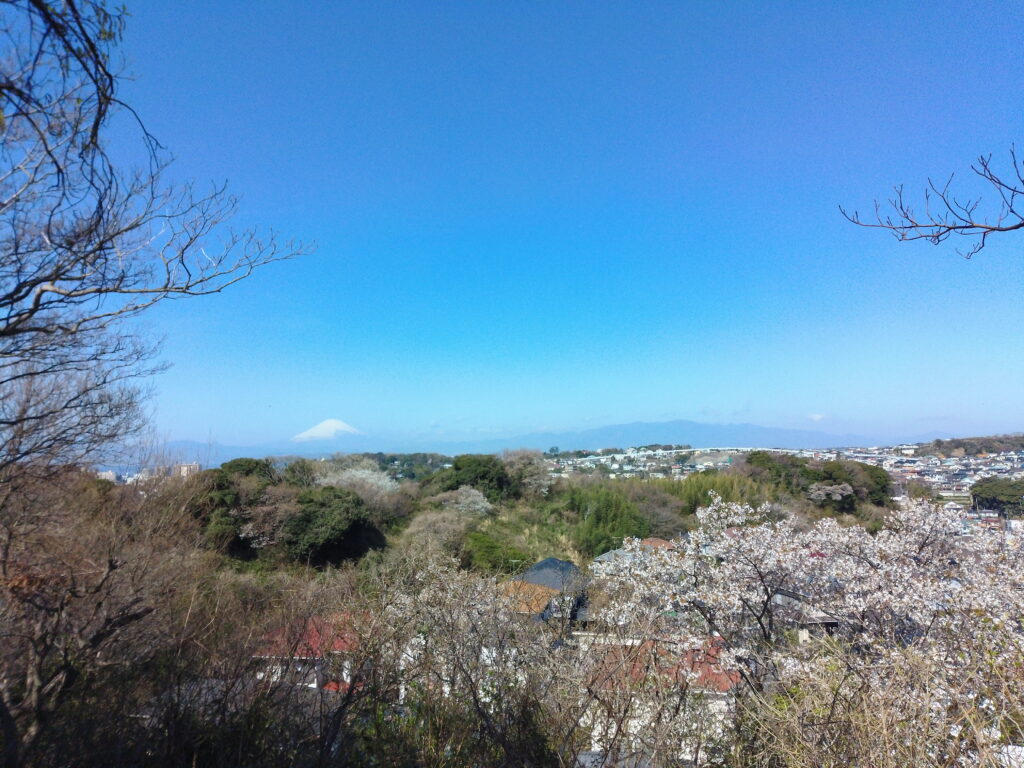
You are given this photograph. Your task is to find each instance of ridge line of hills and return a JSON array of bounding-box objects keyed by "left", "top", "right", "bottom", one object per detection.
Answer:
[{"left": 165, "top": 418, "right": 957, "bottom": 465}]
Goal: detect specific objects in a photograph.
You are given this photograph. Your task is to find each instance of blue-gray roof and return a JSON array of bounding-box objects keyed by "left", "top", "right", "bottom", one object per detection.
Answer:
[{"left": 514, "top": 557, "right": 583, "bottom": 592}]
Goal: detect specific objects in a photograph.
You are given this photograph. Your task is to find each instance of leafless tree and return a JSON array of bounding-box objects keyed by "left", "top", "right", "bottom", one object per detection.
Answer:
[
  {"left": 0, "top": 470, "right": 201, "bottom": 767},
  {"left": 0, "top": 3, "right": 304, "bottom": 765},
  {"left": 0, "top": 0, "right": 305, "bottom": 478},
  {"left": 842, "top": 148, "right": 1024, "bottom": 258}
]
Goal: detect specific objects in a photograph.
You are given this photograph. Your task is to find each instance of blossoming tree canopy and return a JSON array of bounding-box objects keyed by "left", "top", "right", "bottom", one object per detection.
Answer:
[{"left": 591, "top": 494, "right": 1024, "bottom": 763}]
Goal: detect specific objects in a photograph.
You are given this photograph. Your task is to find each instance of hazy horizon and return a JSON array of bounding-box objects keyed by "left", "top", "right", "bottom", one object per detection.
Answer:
[{"left": 161, "top": 416, "right": 986, "bottom": 465}]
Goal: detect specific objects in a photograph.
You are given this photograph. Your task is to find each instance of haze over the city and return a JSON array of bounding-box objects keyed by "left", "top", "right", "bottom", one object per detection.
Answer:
[{"left": 120, "top": 1, "right": 1024, "bottom": 448}]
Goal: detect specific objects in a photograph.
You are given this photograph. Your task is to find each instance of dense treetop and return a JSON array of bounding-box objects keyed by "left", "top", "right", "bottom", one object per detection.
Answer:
[
  {"left": 919, "top": 434, "right": 1024, "bottom": 457},
  {"left": 186, "top": 449, "right": 898, "bottom": 575}
]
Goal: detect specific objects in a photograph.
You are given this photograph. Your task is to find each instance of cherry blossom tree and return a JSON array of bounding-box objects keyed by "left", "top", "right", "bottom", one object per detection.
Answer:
[{"left": 593, "top": 494, "right": 1024, "bottom": 767}]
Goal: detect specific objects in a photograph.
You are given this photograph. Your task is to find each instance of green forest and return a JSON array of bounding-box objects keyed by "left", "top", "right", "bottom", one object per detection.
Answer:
[
  {"left": 188, "top": 448, "right": 896, "bottom": 575},
  {"left": 919, "top": 434, "right": 1024, "bottom": 457}
]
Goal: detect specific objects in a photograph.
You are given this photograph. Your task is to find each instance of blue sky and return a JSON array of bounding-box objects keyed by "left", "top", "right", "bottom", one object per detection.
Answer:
[{"left": 121, "top": 1, "right": 1024, "bottom": 447}]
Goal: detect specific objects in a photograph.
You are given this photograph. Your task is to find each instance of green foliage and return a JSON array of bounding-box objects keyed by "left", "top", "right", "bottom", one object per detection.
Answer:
[
  {"left": 860, "top": 464, "right": 892, "bottom": 506},
  {"left": 90, "top": 477, "right": 116, "bottom": 495},
  {"left": 673, "top": 450, "right": 696, "bottom": 465},
  {"left": 461, "top": 531, "right": 531, "bottom": 573},
  {"left": 359, "top": 452, "right": 452, "bottom": 480},
  {"left": 346, "top": 686, "right": 561, "bottom": 768},
  {"left": 742, "top": 451, "right": 891, "bottom": 516},
  {"left": 820, "top": 460, "right": 854, "bottom": 485},
  {"left": 568, "top": 486, "right": 650, "bottom": 557},
  {"left": 202, "top": 509, "right": 251, "bottom": 559},
  {"left": 187, "top": 468, "right": 253, "bottom": 557},
  {"left": 746, "top": 451, "right": 821, "bottom": 491},
  {"left": 653, "top": 471, "right": 767, "bottom": 516},
  {"left": 282, "top": 458, "right": 317, "bottom": 487},
  {"left": 281, "top": 486, "right": 385, "bottom": 566},
  {"left": 220, "top": 457, "right": 276, "bottom": 482},
  {"left": 422, "top": 454, "right": 515, "bottom": 502},
  {"left": 187, "top": 469, "right": 239, "bottom": 521},
  {"left": 921, "top": 434, "right": 1024, "bottom": 457},
  {"left": 972, "top": 477, "right": 1024, "bottom": 515},
  {"left": 906, "top": 481, "right": 937, "bottom": 500},
  {"left": 455, "top": 497, "right": 577, "bottom": 566},
  {"left": 618, "top": 480, "right": 692, "bottom": 538}
]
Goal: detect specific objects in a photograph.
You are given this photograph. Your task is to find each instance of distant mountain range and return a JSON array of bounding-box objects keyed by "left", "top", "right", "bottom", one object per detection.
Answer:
[{"left": 165, "top": 419, "right": 953, "bottom": 466}]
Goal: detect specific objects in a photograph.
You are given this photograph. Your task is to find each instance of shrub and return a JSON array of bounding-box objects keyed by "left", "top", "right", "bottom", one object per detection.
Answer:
[
  {"left": 422, "top": 455, "right": 515, "bottom": 502},
  {"left": 569, "top": 486, "right": 650, "bottom": 557},
  {"left": 461, "top": 531, "right": 531, "bottom": 573},
  {"left": 221, "top": 457, "right": 277, "bottom": 483},
  {"left": 281, "top": 487, "right": 384, "bottom": 566}
]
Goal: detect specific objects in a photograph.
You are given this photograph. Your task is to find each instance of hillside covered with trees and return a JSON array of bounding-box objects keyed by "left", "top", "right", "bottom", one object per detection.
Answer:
[
  {"left": 971, "top": 476, "right": 1024, "bottom": 515},
  {"left": 186, "top": 447, "right": 895, "bottom": 577},
  {"left": 919, "top": 434, "right": 1024, "bottom": 457}
]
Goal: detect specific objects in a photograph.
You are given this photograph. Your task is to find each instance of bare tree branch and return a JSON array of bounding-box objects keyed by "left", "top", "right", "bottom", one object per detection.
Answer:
[
  {"left": 0, "top": 0, "right": 309, "bottom": 478},
  {"left": 0, "top": 4, "right": 308, "bottom": 763},
  {"left": 841, "top": 147, "right": 1024, "bottom": 258}
]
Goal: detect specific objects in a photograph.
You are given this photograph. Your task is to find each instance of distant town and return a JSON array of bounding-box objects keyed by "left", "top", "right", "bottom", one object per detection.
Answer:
[
  {"left": 104, "top": 437, "right": 1024, "bottom": 503},
  {"left": 545, "top": 441, "right": 1024, "bottom": 495}
]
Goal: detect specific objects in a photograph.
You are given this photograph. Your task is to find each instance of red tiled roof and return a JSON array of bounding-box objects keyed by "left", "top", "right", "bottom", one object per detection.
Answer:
[
  {"left": 255, "top": 615, "right": 359, "bottom": 659},
  {"left": 639, "top": 537, "right": 676, "bottom": 551},
  {"left": 589, "top": 638, "right": 739, "bottom": 694},
  {"left": 498, "top": 581, "right": 560, "bottom": 614}
]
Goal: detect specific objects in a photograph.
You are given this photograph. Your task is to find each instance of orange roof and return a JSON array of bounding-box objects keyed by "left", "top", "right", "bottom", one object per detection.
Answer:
[
  {"left": 498, "top": 580, "right": 559, "bottom": 614},
  {"left": 255, "top": 615, "right": 359, "bottom": 658},
  {"left": 588, "top": 638, "right": 739, "bottom": 694},
  {"left": 640, "top": 537, "right": 676, "bottom": 550}
]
